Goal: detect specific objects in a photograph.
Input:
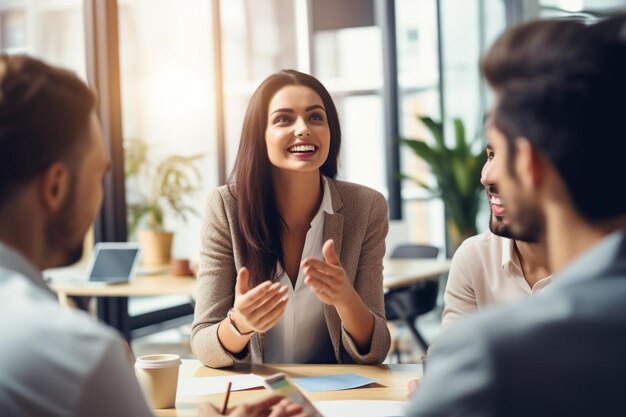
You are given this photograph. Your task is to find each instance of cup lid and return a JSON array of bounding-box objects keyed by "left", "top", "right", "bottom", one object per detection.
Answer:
[{"left": 135, "top": 354, "right": 181, "bottom": 369}]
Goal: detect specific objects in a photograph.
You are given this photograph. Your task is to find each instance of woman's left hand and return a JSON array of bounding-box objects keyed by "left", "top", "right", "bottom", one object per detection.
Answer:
[{"left": 302, "top": 239, "right": 356, "bottom": 307}]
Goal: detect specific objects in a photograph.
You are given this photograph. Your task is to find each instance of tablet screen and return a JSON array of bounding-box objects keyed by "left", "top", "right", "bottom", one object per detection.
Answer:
[{"left": 89, "top": 247, "right": 140, "bottom": 282}]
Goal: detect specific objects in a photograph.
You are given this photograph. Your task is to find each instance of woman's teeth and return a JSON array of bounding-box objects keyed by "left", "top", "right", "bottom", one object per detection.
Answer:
[{"left": 288, "top": 145, "right": 316, "bottom": 153}]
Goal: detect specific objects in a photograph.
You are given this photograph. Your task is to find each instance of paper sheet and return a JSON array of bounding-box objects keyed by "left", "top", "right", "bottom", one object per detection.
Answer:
[
  {"left": 292, "top": 373, "right": 376, "bottom": 392},
  {"left": 177, "top": 374, "right": 264, "bottom": 396},
  {"left": 313, "top": 400, "right": 407, "bottom": 417}
]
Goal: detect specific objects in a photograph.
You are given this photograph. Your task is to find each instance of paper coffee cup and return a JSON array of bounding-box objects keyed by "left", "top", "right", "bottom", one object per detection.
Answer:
[{"left": 135, "top": 354, "right": 181, "bottom": 409}]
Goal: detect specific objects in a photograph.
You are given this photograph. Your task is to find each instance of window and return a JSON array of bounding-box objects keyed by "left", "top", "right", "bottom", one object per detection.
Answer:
[
  {"left": 0, "top": 0, "right": 86, "bottom": 78},
  {"left": 118, "top": 0, "right": 218, "bottom": 259},
  {"left": 396, "top": 0, "right": 505, "bottom": 251},
  {"left": 313, "top": 25, "right": 387, "bottom": 194},
  {"left": 539, "top": 0, "right": 626, "bottom": 18}
]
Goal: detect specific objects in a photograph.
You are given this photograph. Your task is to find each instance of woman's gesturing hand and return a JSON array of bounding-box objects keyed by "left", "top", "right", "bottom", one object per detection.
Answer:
[
  {"left": 302, "top": 239, "right": 357, "bottom": 307},
  {"left": 231, "top": 267, "right": 289, "bottom": 334}
]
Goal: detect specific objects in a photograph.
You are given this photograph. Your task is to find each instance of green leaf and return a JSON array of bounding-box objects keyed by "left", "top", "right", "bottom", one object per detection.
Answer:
[
  {"left": 398, "top": 173, "right": 437, "bottom": 194},
  {"left": 453, "top": 118, "right": 468, "bottom": 156},
  {"left": 400, "top": 116, "right": 486, "bottom": 238},
  {"left": 419, "top": 116, "right": 446, "bottom": 150},
  {"left": 400, "top": 138, "right": 441, "bottom": 168}
]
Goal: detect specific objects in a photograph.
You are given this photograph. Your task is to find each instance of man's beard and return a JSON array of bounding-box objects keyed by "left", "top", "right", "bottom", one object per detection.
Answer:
[
  {"left": 489, "top": 212, "right": 516, "bottom": 239},
  {"left": 488, "top": 200, "right": 540, "bottom": 243},
  {"left": 491, "top": 192, "right": 542, "bottom": 244},
  {"left": 45, "top": 192, "right": 85, "bottom": 267}
]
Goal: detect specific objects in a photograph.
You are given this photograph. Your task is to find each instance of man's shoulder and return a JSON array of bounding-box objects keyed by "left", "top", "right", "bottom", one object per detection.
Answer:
[
  {"left": 1, "top": 271, "right": 121, "bottom": 369},
  {"left": 0, "top": 272, "right": 125, "bottom": 414},
  {"left": 457, "top": 230, "right": 506, "bottom": 252},
  {"left": 450, "top": 230, "right": 507, "bottom": 268},
  {"left": 440, "top": 272, "right": 626, "bottom": 355}
]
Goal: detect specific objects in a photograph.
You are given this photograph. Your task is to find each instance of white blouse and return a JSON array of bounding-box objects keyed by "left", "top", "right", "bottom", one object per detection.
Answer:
[{"left": 263, "top": 176, "right": 336, "bottom": 363}]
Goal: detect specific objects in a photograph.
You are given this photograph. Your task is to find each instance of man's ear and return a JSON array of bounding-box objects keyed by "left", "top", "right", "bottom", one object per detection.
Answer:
[
  {"left": 514, "top": 137, "right": 545, "bottom": 190},
  {"left": 39, "top": 162, "right": 70, "bottom": 212}
]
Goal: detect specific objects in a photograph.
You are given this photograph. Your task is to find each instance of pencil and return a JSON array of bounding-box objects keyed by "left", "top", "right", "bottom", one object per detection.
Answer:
[{"left": 221, "top": 381, "right": 232, "bottom": 415}]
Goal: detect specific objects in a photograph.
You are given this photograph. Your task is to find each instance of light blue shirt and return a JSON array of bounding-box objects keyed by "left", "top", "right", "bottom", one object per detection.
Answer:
[
  {"left": 409, "top": 231, "right": 626, "bottom": 417},
  {"left": 0, "top": 242, "right": 153, "bottom": 417}
]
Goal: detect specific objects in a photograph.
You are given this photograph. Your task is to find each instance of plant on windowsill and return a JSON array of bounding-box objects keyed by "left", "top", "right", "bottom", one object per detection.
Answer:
[
  {"left": 125, "top": 138, "right": 203, "bottom": 266},
  {"left": 401, "top": 116, "right": 485, "bottom": 254}
]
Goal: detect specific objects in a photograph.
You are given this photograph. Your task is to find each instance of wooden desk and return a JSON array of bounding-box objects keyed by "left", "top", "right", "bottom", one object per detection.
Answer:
[
  {"left": 383, "top": 259, "right": 451, "bottom": 290},
  {"left": 156, "top": 360, "right": 422, "bottom": 417},
  {"left": 52, "top": 275, "right": 197, "bottom": 307},
  {"left": 51, "top": 259, "right": 450, "bottom": 303},
  {"left": 50, "top": 259, "right": 450, "bottom": 341},
  {"left": 51, "top": 275, "right": 197, "bottom": 342}
]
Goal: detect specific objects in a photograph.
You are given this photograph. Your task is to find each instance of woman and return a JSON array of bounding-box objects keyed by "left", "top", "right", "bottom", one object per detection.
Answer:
[{"left": 191, "top": 70, "right": 390, "bottom": 368}]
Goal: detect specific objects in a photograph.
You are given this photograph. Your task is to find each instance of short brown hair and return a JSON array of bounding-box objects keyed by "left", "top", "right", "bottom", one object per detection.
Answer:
[
  {"left": 0, "top": 55, "right": 97, "bottom": 207},
  {"left": 481, "top": 14, "right": 626, "bottom": 221}
]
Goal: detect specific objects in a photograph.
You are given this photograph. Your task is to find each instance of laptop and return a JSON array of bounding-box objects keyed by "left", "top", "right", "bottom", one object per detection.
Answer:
[{"left": 48, "top": 242, "right": 142, "bottom": 286}]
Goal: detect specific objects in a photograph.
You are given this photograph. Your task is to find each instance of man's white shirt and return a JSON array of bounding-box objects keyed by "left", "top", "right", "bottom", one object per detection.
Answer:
[{"left": 441, "top": 231, "right": 552, "bottom": 331}]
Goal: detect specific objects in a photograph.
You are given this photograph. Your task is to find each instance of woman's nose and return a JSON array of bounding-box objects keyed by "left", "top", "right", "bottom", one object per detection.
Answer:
[{"left": 294, "top": 118, "right": 310, "bottom": 137}]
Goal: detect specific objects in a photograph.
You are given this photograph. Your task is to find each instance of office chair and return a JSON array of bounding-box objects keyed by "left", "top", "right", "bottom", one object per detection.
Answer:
[{"left": 385, "top": 244, "right": 440, "bottom": 357}]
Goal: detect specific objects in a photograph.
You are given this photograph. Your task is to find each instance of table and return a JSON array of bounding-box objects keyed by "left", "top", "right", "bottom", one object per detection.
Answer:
[
  {"left": 52, "top": 275, "right": 197, "bottom": 342},
  {"left": 52, "top": 275, "right": 197, "bottom": 307},
  {"left": 383, "top": 259, "right": 451, "bottom": 290},
  {"left": 51, "top": 259, "right": 450, "bottom": 303},
  {"left": 51, "top": 259, "right": 450, "bottom": 341},
  {"left": 156, "top": 360, "right": 422, "bottom": 417}
]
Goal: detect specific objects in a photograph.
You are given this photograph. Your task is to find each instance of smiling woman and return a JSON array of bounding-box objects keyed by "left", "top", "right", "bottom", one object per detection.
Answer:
[{"left": 191, "top": 70, "right": 391, "bottom": 368}]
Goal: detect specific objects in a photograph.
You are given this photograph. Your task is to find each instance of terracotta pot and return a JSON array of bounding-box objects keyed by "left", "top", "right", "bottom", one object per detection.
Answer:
[
  {"left": 170, "top": 258, "right": 193, "bottom": 277},
  {"left": 138, "top": 230, "right": 174, "bottom": 266}
]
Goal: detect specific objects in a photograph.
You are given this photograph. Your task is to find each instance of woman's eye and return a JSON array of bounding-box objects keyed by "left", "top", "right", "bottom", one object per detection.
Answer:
[
  {"left": 274, "top": 115, "right": 291, "bottom": 124},
  {"left": 486, "top": 151, "right": 494, "bottom": 160},
  {"left": 309, "top": 112, "right": 324, "bottom": 121}
]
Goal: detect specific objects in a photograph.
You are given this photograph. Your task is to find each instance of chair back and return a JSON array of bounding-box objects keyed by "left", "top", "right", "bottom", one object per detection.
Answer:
[
  {"left": 385, "top": 243, "right": 440, "bottom": 321},
  {"left": 390, "top": 244, "right": 439, "bottom": 259}
]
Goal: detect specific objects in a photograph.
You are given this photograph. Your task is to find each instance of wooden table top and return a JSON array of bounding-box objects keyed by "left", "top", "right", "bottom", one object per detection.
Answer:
[
  {"left": 51, "top": 274, "right": 197, "bottom": 297},
  {"left": 155, "top": 360, "right": 422, "bottom": 417},
  {"left": 50, "top": 259, "right": 450, "bottom": 301},
  {"left": 382, "top": 259, "right": 451, "bottom": 290}
]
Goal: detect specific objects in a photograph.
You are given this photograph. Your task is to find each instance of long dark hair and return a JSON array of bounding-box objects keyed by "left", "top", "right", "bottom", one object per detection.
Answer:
[{"left": 229, "top": 69, "right": 341, "bottom": 287}]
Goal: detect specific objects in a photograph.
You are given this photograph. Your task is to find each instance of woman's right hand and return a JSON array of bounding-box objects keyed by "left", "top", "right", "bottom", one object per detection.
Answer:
[{"left": 231, "top": 267, "right": 289, "bottom": 334}]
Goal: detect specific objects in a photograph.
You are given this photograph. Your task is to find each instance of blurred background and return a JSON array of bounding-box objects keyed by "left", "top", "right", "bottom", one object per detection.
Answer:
[{"left": 3, "top": 0, "right": 624, "bottom": 361}]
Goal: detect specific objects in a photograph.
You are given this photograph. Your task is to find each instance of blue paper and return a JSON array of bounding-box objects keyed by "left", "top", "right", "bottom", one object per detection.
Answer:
[{"left": 292, "top": 373, "right": 376, "bottom": 392}]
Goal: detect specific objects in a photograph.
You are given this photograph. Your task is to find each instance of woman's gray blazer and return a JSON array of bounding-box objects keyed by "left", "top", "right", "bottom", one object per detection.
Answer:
[{"left": 191, "top": 178, "right": 391, "bottom": 368}]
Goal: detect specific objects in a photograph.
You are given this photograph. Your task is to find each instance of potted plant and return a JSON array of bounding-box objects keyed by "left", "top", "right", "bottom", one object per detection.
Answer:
[
  {"left": 125, "top": 138, "right": 203, "bottom": 266},
  {"left": 401, "top": 116, "right": 485, "bottom": 253}
]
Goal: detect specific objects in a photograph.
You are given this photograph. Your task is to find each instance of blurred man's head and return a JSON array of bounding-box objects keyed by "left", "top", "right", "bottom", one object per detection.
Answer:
[
  {"left": 480, "top": 14, "right": 626, "bottom": 243},
  {"left": 0, "top": 55, "right": 109, "bottom": 268}
]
